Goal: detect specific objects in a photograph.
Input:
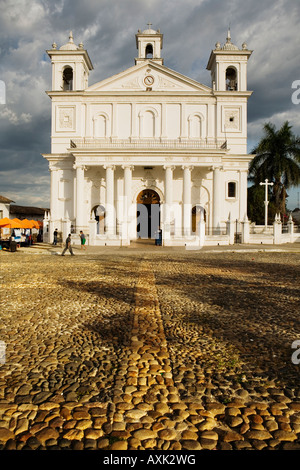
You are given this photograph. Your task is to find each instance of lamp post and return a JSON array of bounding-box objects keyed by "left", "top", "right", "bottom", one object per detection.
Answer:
[{"left": 260, "top": 179, "right": 274, "bottom": 229}]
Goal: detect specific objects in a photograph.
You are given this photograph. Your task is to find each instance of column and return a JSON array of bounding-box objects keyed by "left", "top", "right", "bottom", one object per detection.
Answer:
[
  {"left": 42, "top": 211, "right": 49, "bottom": 243},
  {"left": 122, "top": 165, "right": 133, "bottom": 242},
  {"left": 62, "top": 217, "right": 71, "bottom": 243},
  {"left": 105, "top": 165, "right": 115, "bottom": 236},
  {"left": 75, "top": 164, "right": 85, "bottom": 231},
  {"left": 50, "top": 164, "right": 59, "bottom": 221},
  {"left": 163, "top": 166, "right": 174, "bottom": 239},
  {"left": 164, "top": 165, "right": 174, "bottom": 204},
  {"left": 212, "top": 166, "right": 223, "bottom": 229},
  {"left": 182, "top": 165, "right": 193, "bottom": 236}
]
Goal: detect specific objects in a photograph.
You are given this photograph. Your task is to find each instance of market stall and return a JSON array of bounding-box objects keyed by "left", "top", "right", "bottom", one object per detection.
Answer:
[
  {"left": 0, "top": 218, "right": 21, "bottom": 251},
  {"left": 0, "top": 218, "right": 43, "bottom": 250}
]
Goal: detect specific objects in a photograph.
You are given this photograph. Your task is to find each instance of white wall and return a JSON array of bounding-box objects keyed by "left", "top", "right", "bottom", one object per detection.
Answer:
[{"left": 0, "top": 203, "right": 10, "bottom": 219}]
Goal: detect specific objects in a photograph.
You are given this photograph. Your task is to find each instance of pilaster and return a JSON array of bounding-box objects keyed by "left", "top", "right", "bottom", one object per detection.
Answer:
[
  {"left": 104, "top": 165, "right": 116, "bottom": 235},
  {"left": 182, "top": 165, "right": 193, "bottom": 236},
  {"left": 163, "top": 165, "right": 175, "bottom": 241},
  {"left": 74, "top": 164, "right": 86, "bottom": 231}
]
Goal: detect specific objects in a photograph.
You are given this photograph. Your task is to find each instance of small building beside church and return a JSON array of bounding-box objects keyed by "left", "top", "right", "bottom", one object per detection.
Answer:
[
  {"left": 43, "top": 27, "right": 253, "bottom": 246},
  {"left": 0, "top": 195, "right": 14, "bottom": 220}
]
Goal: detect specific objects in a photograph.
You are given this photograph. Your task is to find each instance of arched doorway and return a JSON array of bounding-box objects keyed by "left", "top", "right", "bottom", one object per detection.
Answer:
[
  {"left": 192, "top": 205, "right": 206, "bottom": 234},
  {"left": 92, "top": 205, "right": 105, "bottom": 234},
  {"left": 136, "top": 189, "right": 160, "bottom": 239}
]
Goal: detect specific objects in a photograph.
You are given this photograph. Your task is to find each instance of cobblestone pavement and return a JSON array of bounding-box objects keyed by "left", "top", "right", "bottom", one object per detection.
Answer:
[{"left": 0, "top": 245, "right": 299, "bottom": 450}]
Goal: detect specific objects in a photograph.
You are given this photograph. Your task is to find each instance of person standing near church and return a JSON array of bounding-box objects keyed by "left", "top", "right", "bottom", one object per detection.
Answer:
[
  {"left": 80, "top": 231, "right": 86, "bottom": 250},
  {"left": 61, "top": 234, "right": 74, "bottom": 256},
  {"left": 53, "top": 228, "right": 58, "bottom": 245}
]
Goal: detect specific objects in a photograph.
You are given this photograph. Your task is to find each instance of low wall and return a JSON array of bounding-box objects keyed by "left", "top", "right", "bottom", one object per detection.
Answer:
[{"left": 43, "top": 218, "right": 300, "bottom": 247}]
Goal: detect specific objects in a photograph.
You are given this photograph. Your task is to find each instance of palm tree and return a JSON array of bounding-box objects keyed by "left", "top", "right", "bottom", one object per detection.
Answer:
[{"left": 249, "top": 121, "right": 300, "bottom": 219}]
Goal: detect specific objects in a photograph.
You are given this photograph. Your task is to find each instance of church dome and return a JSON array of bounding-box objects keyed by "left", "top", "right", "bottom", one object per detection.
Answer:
[
  {"left": 60, "top": 31, "right": 78, "bottom": 51},
  {"left": 222, "top": 29, "right": 239, "bottom": 50},
  {"left": 222, "top": 41, "right": 239, "bottom": 51},
  {"left": 142, "top": 28, "right": 158, "bottom": 34},
  {"left": 141, "top": 23, "right": 160, "bottom": 35}
]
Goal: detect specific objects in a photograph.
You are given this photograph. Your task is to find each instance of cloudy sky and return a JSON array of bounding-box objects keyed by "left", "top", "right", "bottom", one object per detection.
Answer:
[{"left": 0, "top": 0, "right": 300, "bottom": 210}]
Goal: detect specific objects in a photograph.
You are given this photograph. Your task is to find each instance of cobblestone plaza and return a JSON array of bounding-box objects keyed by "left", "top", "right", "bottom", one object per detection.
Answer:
[{"left": 0, "top": 244, "right": 299, "bottom": 450}]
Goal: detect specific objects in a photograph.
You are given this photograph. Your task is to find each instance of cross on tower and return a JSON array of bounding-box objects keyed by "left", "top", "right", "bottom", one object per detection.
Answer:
[
  {"left": 147, "top": 22, "right": 152, "bottom": 29},
  {"left": 260, "top": 178, "right": 274, "bottom": 228}
]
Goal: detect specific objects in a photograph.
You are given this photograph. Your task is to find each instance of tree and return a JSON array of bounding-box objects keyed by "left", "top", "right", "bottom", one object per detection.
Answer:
[{"left": 249, "top": 121, "right": 300, "bottom": 219}]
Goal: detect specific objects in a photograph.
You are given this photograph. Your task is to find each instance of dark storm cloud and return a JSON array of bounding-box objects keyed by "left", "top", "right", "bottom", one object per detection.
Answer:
[
  {"left": 0, "top": 115, "right": 50, "bottom": 169},
  {"left": 0, "top": 0, "right": 299, "bottom": 207}
]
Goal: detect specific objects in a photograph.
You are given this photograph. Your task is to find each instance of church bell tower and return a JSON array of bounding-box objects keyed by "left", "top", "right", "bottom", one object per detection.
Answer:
[
  {"left": 206, "top": 29, "right": 252, "bottom": 92},
  {"left": 135, "top": 24, "right": 163, "bottom": 65},
  {"left": 47, "top": 31, "right": 93, "bottom": 91}
]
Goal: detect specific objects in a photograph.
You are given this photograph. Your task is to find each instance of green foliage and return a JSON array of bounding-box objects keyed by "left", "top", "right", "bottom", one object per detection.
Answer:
[
  {"left": 247, "top": 185, "right": 265, "bottom": 224},
  {"left": 248, "top": 121, "right": 300, "bottom": 218}
]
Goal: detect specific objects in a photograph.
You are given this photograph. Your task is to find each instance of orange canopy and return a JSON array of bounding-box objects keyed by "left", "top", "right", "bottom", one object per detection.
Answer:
[
  {"left": 0, "top": 219, "right": 21, "bottom": 229},
  {"left": 0, "top": 217, "right": 12, "bottom": 226},
  {"left": 21, "top": 219, "right": 35, "bottom": 229},
  {"left": 0, "top": 218, "right": 42, "bottom": 229},
  {"left": 30, "top": 220, "right": 40, "bottom": 229},
  {"left": 12, "top": 218, "right": 27, "bottom": 228}
]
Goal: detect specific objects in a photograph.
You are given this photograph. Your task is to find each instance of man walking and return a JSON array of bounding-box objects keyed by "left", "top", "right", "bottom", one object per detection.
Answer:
[{"left": 61, "top": 233, "right": 74, "bottom": 256}]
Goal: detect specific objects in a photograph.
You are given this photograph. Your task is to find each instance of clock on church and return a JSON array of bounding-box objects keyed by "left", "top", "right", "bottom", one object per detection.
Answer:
[{"left": 144, "top": 75, "right": 154, "bottom": 86}]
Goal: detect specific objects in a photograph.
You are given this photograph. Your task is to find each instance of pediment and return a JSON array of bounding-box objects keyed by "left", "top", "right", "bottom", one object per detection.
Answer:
[{"left": 87, "top": 61, "right": 212, "bottom": 93}]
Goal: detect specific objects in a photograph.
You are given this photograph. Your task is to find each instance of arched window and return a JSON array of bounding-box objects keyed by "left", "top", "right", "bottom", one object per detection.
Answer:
[
  {"left": 93, "top": 113, "right": 109, "bottom": 138},
  {"left": 139, "top": 108, "right": 158, "bottom": 138},
  {"left": 63, "top": 67, "right": 73, "bottom": 91},
  {"left": 226, "top": 67, "right": 238, "bottom": 91},
  {"left": 145, "top": 44, "right": 153, "bottom": 58},
  {"left": 143, "top": 110, "right": 155, "bottom": 137},
  {"left": 188, "top": 114, "right": 202, "bottom": 139}
]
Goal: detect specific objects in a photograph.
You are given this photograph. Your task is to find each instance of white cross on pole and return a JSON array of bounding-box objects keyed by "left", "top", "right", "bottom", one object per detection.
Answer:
[{"left": 260, "top": 178, "right": 274, "bottom": 228}]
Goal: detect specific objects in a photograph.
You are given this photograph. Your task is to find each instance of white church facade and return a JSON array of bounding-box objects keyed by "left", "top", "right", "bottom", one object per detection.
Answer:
[{"left": 43, "top": 27, "right": 253, "bottom": 246}]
